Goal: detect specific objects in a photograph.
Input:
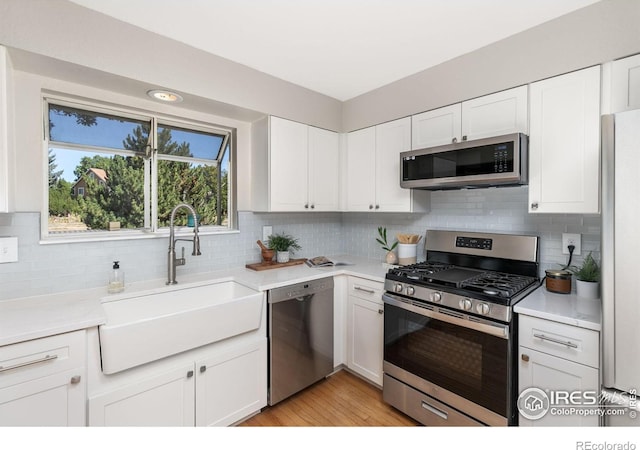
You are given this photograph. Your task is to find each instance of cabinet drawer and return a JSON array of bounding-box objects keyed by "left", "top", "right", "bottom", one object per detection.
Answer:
[
  {"left": 0, "top": 330, "right": 86, "bottom": 389},
  {"left": 519, "top": 315, "right": 598, "bottom": 368},
  {"left": 348, "top": 277, "right": 383, "bottom": 303}
]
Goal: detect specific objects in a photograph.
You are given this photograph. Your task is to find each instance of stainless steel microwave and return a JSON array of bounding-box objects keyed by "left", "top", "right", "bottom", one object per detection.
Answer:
[{"left": 400, "top": 133, "right": 528, "bottom": 190}]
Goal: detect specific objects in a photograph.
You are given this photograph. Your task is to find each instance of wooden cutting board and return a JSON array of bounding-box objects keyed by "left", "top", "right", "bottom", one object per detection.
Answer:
[{"left": 245, "top": 258, "right": 307, "bottom": 271}]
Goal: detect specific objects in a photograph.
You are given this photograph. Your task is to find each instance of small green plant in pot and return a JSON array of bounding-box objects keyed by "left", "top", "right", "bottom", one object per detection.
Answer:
[
  {"left": 268, "top": 232, "right": 301, "bottom": 263},
  {"left": 376, "top": 227, "right": 398, "bottom": 264},
  {"left": 568, "top": 252, "right": 600, "bottom": 299}
]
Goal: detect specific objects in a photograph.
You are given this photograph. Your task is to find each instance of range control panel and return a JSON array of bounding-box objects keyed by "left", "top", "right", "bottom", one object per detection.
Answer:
[{"left": 456, "top": 236, "right": 493, "bottom": 250}]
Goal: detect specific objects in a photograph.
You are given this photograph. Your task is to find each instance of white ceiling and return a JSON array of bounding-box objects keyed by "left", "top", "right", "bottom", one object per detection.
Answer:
[{"left": 69, "top": 0, "right": 600, "bottom": 101}]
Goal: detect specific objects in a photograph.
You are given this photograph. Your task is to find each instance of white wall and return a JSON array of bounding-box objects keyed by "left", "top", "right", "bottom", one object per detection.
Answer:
[
  {"left": 343, "top": 0, "right": 640, "bottom": 131},
  {"left": 0, "top": 0, "right": 342, "bottom": 131}
]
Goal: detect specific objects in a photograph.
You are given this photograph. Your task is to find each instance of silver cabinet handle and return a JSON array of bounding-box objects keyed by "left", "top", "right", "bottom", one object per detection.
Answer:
[
  {"left": 70, "top": 375, "right": 82, "bottom": 384},
  {"left": 187, "top": 370, "right": 194, "bottom": 378},
  {"left": 369, "top": 204, "right": 374, "bottom": 210},
  {"left": 521, "top": 354, "right": 530, "bottom": 362},
  {"left": 200, "top": 365, "right": 207, "bottom": 373},
  {"left": 422, "top": 401, "right": 448, "bottom": 420},
  {"left": 533, "top": 333, "right": 578, "bottom": 348},
  {"left": 462, "top": 135, "right": 468, "bottom": 141},
  {"left": 0, "top": 354, "right": 58, "bottom": 373},
  {"left": 354, "top": 286, "right": 375, "bottom": 294},
  {"left": 451, "top": 137, "right": 458, "bottom": 144},
  {"left": 375, "top": 205, "right": 380, "bottom": 210},
  {"left": 310, "top": 204, "right": 315, "bottom": 209},
  {"left": 531, "top": 202, "right": 539, "bottom": 210},
  {"left": 378, "top": 309, "right": 384, "bottom": 315},
  {"left": 304, "top": 203, "right": 309, "bottom": 209}
]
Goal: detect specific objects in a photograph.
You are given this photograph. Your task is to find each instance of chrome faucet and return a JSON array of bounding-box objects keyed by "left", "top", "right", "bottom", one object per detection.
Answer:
[{"left": 167, "top": 203, "right": 201, "bottom": 285}]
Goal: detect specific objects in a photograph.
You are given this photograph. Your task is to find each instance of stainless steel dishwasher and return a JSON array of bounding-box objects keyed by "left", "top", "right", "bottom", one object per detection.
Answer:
[{"left": 268, "top": 277, "right": 334, "bottom": 405}]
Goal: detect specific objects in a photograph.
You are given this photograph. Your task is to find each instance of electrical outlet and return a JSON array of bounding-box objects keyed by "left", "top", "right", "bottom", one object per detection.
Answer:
[
  {"left": 0, "top": 237, "right": 18, "bottom": 263},
  {"left": 562, "top": 233, "right": 581, "bottom": 256},
  {"left": 262, "top": 225, "right": 273, "bottom": 243}
]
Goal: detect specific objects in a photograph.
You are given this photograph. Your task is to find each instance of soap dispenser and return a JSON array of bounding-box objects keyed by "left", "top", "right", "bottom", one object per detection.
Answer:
[{"left": 108, "top": 261, "right": 125, "bottom": 293}]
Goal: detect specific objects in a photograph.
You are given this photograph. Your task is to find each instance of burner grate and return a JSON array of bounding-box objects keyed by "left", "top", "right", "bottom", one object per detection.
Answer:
[
  {"left": 461, "top": 272, "right": 537, "bottom": 298},
  {"left": 389, "top": 262, "right": 453, "bottom": 281}
]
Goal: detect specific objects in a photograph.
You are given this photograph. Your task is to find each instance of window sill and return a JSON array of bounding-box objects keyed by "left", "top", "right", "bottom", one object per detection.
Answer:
[{"left": 39, "top": 227, "right": 239, "bottom": 245}]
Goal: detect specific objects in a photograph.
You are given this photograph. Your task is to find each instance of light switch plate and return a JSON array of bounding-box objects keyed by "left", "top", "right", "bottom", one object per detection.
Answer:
[
  {"left": 262, "top": 226, "right": 273, "bottom": 243},
  {"left": 0, "top": 237, "right": 18, "bottom": 263}
]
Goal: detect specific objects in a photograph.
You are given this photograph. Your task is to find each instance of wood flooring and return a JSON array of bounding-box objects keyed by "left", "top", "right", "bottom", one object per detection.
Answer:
[{"left": 238, "top": 369, "right": 419, "bottom": 427}]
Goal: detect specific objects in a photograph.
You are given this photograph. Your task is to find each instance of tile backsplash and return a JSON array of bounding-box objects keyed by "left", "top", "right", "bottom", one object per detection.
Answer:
[{"left": 0, "top": 186, "right": 600, "bottom": 301}]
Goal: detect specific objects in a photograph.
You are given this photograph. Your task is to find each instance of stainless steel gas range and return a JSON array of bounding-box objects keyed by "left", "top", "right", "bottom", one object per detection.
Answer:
[{"left": 382, "top": 229, "right": 540, "bottom": 426}]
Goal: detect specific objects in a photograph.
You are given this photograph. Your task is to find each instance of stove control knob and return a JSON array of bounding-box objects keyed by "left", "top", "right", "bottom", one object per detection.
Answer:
[
  {"left": 459, "top": 298, "right": 473, "bottom": 311},
  {"left": 476, "top": 302, "right": 490, "bottom": 315},
  {"left": 406, "top": 286, "right": 415, "bottom": 296},
  {"left": 394, "top": 283, "right": 404, "bottom": 293},
  {"left": 430, "top": 292, "right": 442, "bottom": 303}
]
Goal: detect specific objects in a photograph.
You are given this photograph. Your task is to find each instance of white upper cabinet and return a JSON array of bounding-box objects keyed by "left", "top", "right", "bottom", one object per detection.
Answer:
[
  {"left": 609, "top": 53, "right": 640, "bottom": 113},
  {"left": 411, "top": 104, "right": 461, "bottom": 149},
  {"left": 346, "top": 117, "right": 430, "bottom": 213},
  {"left": 411, "top": 86, "right": 528, "bottom": 150},
  {"left": 528, "top": 66, "right": 601, "bottom": 214},
  {"left": 0, "top": 46, "right": 12, "bottom": 213},
  {"left": 252, "top": 116, "right": 340, "bottom": 212},
  {"left": 461, "top": 85, "right": 528, "bottom": 140}
]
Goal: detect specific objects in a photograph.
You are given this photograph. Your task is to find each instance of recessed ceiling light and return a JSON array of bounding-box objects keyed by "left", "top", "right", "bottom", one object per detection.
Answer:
[{"left": 147, "top": 89, "right": 183, "bottom": 103}]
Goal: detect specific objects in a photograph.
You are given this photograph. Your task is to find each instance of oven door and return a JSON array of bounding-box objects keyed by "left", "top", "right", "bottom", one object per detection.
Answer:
[{"left": 382, "top": 293, "right": 515, "bottom": 426}]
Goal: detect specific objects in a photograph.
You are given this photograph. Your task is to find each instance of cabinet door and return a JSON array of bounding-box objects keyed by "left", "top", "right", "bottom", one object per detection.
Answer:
[
  {"left": 308, "top": 126, "right": 340, "bottom": 211},
  {"left": 461, "top": 86, "right": 528, "bottom": 140},
  {"left": 0, "top": 45, "right": 10, "bottom": 213},
  {"left": 195, "top": 339, "right": 267, "bottom": 427},
  {"left": 528, "top": 66, "right": 601, "bottom": 214},
  {"left": 610, "top": 53, "right": 640, "bottom": 113},
  {"left": 346, "top": 126, "right": 376, "bottom": 211},
  {"left": 0, "top": 368, "right": 85, "bottom": 426},
  {"left": 411, "top": 104, "right": 461, "bottom": 149},
  {"left": 88, "top": 364, "right": 195, "bottom": 426},
  {"left": 375, "top": 117, "right": 412, "bottom": 212},
  {"left": 518, "top": 347, "right": 599, "bottom": 426},
  {"left": 347, "top": 295, "right": 384, "bottom": 386},
  {"left": 269, "top": 116, "right": 309, "bottom": 211}
]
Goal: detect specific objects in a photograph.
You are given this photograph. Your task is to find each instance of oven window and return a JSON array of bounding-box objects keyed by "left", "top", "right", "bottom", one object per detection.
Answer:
[{"left": 384, "top": 303, "right": 509, "bottom": 417}]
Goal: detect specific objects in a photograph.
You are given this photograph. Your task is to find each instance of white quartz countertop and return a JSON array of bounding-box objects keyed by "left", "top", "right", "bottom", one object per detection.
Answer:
[
  {"left": 514, "top": 285, "right": 602, "bottom": 331},
  {"left": 0, "top": 255, "right": 388, "bottom": 347}
]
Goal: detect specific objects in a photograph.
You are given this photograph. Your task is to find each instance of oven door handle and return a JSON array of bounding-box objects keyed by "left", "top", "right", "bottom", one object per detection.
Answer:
[{"left": 382, "top": 293, "right": 509, "bottom": 340}]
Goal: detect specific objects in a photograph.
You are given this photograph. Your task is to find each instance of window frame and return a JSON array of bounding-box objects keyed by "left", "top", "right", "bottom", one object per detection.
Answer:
[{"left": 42, "top": 94, "right": 236, "bottom": 242}]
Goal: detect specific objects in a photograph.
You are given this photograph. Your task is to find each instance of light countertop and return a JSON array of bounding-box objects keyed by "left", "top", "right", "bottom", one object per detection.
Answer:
[
  {"left": 0, "top": 255, "right": 387, "bottom": 347},
  {"left": 514, "top": 285, "right": 602, "bottom": 331}
]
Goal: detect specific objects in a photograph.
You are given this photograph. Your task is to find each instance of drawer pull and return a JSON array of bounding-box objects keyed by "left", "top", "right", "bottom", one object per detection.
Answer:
[
  {"left": 70, "top": 375, "right": 81, "bottom": 384},
  {"left": 0, "top": 354, "right": 58, "bottom": 373},
  {"left": 354, "top": 286, "right": 375, "bottom": 294},
  {"left": 533, "top": 333, "right": 578, "bottom": 348},
  {"left": 422, "top": 401, "right": 448, "bottom": 420},
  {"left": 521, "top": 354, "right": 530, "bottom": 362}
]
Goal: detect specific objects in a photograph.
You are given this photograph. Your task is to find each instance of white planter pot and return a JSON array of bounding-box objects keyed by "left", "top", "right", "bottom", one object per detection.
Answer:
[
  {"left": 397, "top": 244, "right": 417, "bottom": 265},
  {"left": 576, "top": 279, "right": 599, "bottom": 299},
  {"left": 276, "top": 251, "right": 290, "bottom": 263}
]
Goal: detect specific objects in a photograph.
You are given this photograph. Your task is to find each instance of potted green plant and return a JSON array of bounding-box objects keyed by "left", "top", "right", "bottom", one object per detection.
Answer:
[
  {"left": 376, "top": 227, "right": 398, "bottom": 264},
  {"left": 568, "top": 251, "right": 600, "bottom": 299},
  {"left": 268, "top": 232, "right": 301, "bottom": 263}
]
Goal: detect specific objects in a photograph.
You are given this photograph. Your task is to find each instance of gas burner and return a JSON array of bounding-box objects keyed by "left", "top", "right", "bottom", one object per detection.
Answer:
[
  {"left": 390, "top": 262, "right": 453, "bottom": 281},
  {"left": 462, "top": 272, "right": 538, "bottom": 298}
]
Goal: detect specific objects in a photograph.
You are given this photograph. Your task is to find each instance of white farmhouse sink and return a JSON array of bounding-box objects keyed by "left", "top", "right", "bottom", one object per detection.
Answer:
[{"left": 99, "top": 280, "right": 264, "bottom": 374}]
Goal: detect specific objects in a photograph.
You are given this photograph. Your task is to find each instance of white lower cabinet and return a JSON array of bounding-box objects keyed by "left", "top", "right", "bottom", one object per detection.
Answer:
[
  {"left": 89, "top": 338, "right": 267, "bottom": 427},
  {"left": 518, "top": 314, "right": 600, "bottom": 427},
  {"left": 346, "top": 277, "right": 384, "bottom": 386},
  {"left": 0, "top": 330, "right": 87, "bottom": 426}
]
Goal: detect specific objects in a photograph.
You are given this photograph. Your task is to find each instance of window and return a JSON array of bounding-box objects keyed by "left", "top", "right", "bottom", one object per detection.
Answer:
[{"left": 45, "top": 98, "right": 233, "bottom": 238}]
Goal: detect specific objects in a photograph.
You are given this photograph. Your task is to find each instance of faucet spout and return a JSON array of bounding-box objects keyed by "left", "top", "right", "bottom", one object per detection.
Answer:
[{"left": 167, "top": 203, "right": 202, "bottom": 285}]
